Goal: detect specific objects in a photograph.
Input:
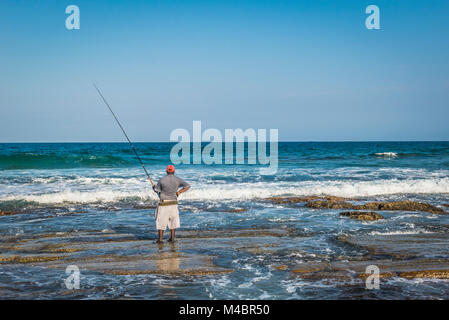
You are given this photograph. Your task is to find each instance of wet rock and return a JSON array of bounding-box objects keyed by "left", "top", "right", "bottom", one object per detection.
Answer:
[
  {"left": 442, "top": 204, "right": 449, "bottom": 208},
  {"left": 399, "top": 270, "right": 449, "bottom": 279},
  {"left": 47, "top": 248, "right": 83, "bottom": 253},
  {"left": 0, "top": 241, "right": 84, "bottom": 254},
  {"left": 267, "top": 196, "right": 312, "bottom": 204},
  {"left": 240, "top": 243, "right": 280, "bottom": 255},
  {"left": 0, "top": 232, "right": 234, "bottom": 276},
  {"left": 275, "top": 265, "right": 288, "bottom": 271},
  {"left": 0, "top": 255, "right": 67, "bottom": 264},
  {"left": 267, "top": 196, "right": 348, "bottom": 204},
  {"left": 292, "top": 261, "right": 330, "bottom": 274},
  {"left": 178, "top": 228, "right": 294, "bottom": 239},
  {"left": 305, "top": 200, "right": 354, "bottom": 210},
  {"left": 225, "top": 208, "right": 248, "bottom": 213},
  {"left": 339, "top": 233, "right": 449, "bottom": 259},
  {"left": 53, "top": 252, "right": 233, "bottom": 276},
  {"left": 339, "top": 211, "right": 384, "bottom": 221},
  {"left": 353, "top": 200, "right": 446, "bottom": 215},
  {"left": 357, "top": 271, "right": 395, "bottom": 279},
  {"left": 303, "top": 199, "right": 446, "bottom": 215},
  {"left": 291, "top": 259, "right": 449, "bottom": 281},
  {"left": 0, "top": 210, "right": 20, "bottom": 216},
  {"left": 295, "top": 271, "right": 354, "bottom": 281},
  {"left": 0, "top": 228, "right": 302, "bottom": 278},
  {"left": 105, "top": 269, "right": 233, "bottom": 276}
]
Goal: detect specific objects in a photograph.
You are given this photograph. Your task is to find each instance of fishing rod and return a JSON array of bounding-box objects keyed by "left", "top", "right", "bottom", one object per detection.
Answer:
[{"left": 93, "top": 83, "right": 155, "bottom": 186}]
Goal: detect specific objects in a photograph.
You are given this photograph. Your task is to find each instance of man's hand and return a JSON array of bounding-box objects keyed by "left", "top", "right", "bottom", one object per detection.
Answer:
[{"left": 176, "top": 186, "right": 190, "bottom": 198}]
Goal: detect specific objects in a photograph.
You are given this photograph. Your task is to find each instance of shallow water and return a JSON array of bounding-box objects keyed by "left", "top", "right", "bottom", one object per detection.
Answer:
[{"left": 1, "top": 142, "right": 449, "bottom": 299}]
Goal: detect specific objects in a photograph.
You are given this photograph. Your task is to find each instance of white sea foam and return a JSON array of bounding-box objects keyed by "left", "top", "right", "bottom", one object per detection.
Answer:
[
  {"left": 368, "top": 229, "right": 433, "bottom": 236},
  {"left": 0, "top": 189, "right": 157, "bottom": 204},
  {"left": 373, "top": 152, "right": 398, "bottom": 157},
  {"left": 1, "top": 177, "right": 449, "bottom": 205},
  {"left": 268, "top": 217, "right": 298, "bottom": 222},
  {"left": 185, "top": 178, "right": 449, "bottom": 200},
  {"left": 30, "top": 176, "right": 143, "bottom": 185}
]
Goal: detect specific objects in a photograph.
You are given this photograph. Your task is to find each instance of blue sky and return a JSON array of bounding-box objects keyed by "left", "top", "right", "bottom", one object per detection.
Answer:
[{"left": 0, "top": 0, "right": 448, "bottom": 142}]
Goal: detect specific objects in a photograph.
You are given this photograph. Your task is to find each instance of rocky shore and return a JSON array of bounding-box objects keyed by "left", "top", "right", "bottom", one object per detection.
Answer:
[
  {"left": 267, "top": 196, "right": 447, "bottom": 220},
  {"left": 1, "top": 216, "right": 448, "bottom": 283},
  {"left": 1, "top": 194, "right": 449, "bottom": 298}
]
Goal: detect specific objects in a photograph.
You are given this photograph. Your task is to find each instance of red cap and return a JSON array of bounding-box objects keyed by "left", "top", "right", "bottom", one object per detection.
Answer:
[{"left": 166, "top": 165, "right": 175, "bottom": 173}]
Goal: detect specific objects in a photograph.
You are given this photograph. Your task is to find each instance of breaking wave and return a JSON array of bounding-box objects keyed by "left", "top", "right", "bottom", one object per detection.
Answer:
[
  {"left": 1, "top": 178, "right": 449, "bottom": 206},
  {"left": 373, "top": 152, "right": 398, "bottom": 157}
]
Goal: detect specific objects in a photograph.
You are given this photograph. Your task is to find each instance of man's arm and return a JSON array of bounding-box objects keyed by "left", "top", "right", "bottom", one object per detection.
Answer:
[
  {"left": 176, "top": 177, "right": 190, "bottom": 197},
  {"left": 176, "top": 186, "right": 190, "bottom": 197},
  {"left": 153, "top": 180, "right": 161, "bottom": 194}
]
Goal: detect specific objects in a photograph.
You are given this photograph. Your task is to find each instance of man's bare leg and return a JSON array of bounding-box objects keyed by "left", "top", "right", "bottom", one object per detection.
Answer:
[
  {"left": 168, "top": 229, "right": 175, "bottom": 242},
  {"left": 157, "top": 230, "right": 164, "bottom": 243}
]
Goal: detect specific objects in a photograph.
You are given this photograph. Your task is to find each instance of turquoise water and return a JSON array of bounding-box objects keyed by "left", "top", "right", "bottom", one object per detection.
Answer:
[{"left": 1, "top": 142, "right": 449, "bottom": 299}]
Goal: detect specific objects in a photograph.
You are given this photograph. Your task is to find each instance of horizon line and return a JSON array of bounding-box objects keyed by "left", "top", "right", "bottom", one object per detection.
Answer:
[{"left": 1, "top": 140, "right": 449, "bottom": 143}]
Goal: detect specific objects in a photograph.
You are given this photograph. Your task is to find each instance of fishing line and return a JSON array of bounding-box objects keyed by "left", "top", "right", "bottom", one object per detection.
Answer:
[{"left": 93, "top": 83, "right": 155, "bottom": 186}]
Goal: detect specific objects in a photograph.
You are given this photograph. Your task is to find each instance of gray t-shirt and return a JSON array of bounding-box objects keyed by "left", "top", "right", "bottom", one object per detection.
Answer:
[{"left": 153, "top": 174, "right": 190, "bottom": 200}]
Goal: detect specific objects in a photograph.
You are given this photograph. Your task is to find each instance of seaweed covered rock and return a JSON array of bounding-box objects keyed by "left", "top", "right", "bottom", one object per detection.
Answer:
[
  {"left": 0, "top": 210, "right": 19, "bottom": 216},
  {"left": 226, "top": 208, "right": 248, "bottom": 213},
  {"left": 399, "top": 270, "right": 449, "bottom": 279},
  {"left": 353, "top": 200, "right": 446, "bottom": 215},
  {"left": 267, "top": 196, "right": 348, "bottom": 204},
  {"left": 339, "top": 211, "right": 384, "bottom": 221},
  {"left": 267, "top": 196, "right": 446, "bottom": 216},
  {"left": 305, "top": 200, "right": 354, "bottom": 210}
]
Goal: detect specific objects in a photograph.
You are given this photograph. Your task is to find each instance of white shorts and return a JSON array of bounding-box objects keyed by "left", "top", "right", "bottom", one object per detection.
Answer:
[{"left": 155, "top": 204, "right": 180, "bottom": 230}]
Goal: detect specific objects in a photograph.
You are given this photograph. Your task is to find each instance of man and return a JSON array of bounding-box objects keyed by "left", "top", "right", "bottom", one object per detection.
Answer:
[{"left": 153, "top": 165, "right": 190, "bottom": 243}]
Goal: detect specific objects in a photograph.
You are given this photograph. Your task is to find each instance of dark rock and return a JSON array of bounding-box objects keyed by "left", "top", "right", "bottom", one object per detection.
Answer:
[
  {"left": 399, "top": 270, "right": 449, "bottom": 279},
  {"left": 353, "top": 200, "right": 446, "bottom": 215},
  {"left": 267, "top": 196, "right": 348, "bottom": 204},
  {"left": 226, "top": 208, "right": 248, "bottom": 213},
  {"left": 298, "top": 198, "right": 446, "bottom": 215},
  {"left": 339, "top": 211, "right": 384, "bottom": 221},
  {"left": 305, "top": 200, "right": 354, "bottom": 209},
  {"left": 339, "top": 232, "right": 449, "bottom": 259},
  {"left": 292, "top": 259, "right": 449, "bottom": 280},
  {"left": 0, "top": 210, "right": 19, "bottom": 216}
]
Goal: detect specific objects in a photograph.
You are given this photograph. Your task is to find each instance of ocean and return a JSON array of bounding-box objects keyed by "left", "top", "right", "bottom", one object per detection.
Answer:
[{"left": 1, "top": 141, "right": 449, "bottom": 299}]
